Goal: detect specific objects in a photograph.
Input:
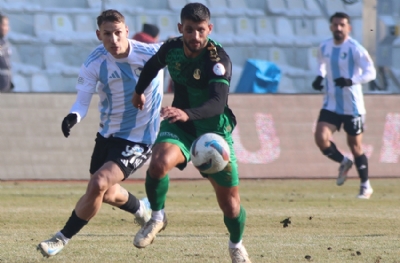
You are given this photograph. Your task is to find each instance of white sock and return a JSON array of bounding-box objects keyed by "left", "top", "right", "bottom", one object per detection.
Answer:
[
  {"left": 228, "top": 240, "right": 242, "bottom": 249},
  {"left": 56, "top": 231, "right": 70, "bottom": 244},
  {"left": 361, "top": 180, "right": 371, "bottom": 189},
  {"left": 134, "top": 200, "right": 144, "bottom": 217},
  {"left": 151, "top": 209, "right": 165, "bottom": 222}
]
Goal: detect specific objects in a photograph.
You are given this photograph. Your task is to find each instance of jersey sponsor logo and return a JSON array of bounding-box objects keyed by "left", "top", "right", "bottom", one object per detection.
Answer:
[
  {"left": 159, "top": 131, "right": 179, "bottom": 140},
  {"left": 121, "top": 145, "right": 144, "bottom": 157},
  {"left": 208, "top": 44, "right": 221, "bottom": 62},
  {"left": 175, "top": 62, "right": 181, "bottom": 71},
  {"left": 193, "top": 69, "right": 201, "bottom": 80},
  {"left": 77, "top": 76, "right": 84, "bottom": 84},
  {"left": 109, "top": 70, "right": 121, "bottom": 79},
  {"left": 213, "top": 63, "right": 225, "bottom": 76}
]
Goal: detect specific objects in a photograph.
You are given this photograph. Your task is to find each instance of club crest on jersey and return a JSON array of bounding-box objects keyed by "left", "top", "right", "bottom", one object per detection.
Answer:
[
  {"left": 77, "top": 76, "right": 84, "bottom": 84},
  {"left": 134, "top": 67, "right": 143, "bottom": 77},
  {"left": 341, "top": 52, "right": 347, "bottom": 59},
  {"left": 193, "top": 69, "right": 201, "bottom": 80},
  {"left": 213, "top": 63, "right": 225, "bottom": 76}
]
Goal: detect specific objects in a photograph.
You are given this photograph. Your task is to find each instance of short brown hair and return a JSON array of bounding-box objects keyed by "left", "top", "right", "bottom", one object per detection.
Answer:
[{"left": 96, "top": 9, "right": 125, "bottom": 28}]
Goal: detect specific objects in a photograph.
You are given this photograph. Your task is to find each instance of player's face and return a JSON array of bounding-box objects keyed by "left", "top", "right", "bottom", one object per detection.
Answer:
[
  {"left": 0, "top": 18, "right": 9, "bottom": 38},
  {"left": 330, "top": 17, "right": 351, "bottom": 43},
  {"left": 178, "top": 19, "right": 212, "bottom": 57},
  {"left": 96, "top": 21, "right": 129, "bottom": 58}
]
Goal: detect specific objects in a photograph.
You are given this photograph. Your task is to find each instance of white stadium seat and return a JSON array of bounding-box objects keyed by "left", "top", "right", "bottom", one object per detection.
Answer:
[
  {"left": 43, "top": 46, "right": 80, "bottom": 76},
  {"left": 168, "top": 0, "right": 186, "bottom": 12},
  {"left": 286, "top": 0, "right": 307, "bottom": 17},
  {"left": 212, "top": 17, "right": 235, "bottom": 46},
  {"left": 33, "top": 13, "right": 54, "bottom": 42},
  {"left": 157, "top": 15, "right": 179, "bottom": 40},
  {"left": 207, "top": 0, "right": 228, "bottom": 16},
  {"left": 135, "top": 15, "right": 155, "bottom": 33},
  {"left": 226, "top": 0, "right": 264, "bottom": 17},
  {"left": 313, "top": 17, "right": 331, "bottom": 44},
  {"left": 351, "top": 18, "right": 363, "bottom": 44},
  {"left": 345, "top": 0, "right": 363, "bottom": 17},
  {"left": 234, "top": 17, "right": 256, "bottom": 45},
  {"left": 12, "top": 74, "right": 30, "bottom": 92},
  {"left": 303, "top": 0, "right": 323, "bottom": 17},
  {"left": 254, "top": 17, "right": 276, "bottom": 46},
  {"left": 31, "top": 73, "right": 51, "bottom": 92},
  {"left": 324, "top": 0, "right": 346, "bottom": 14}
]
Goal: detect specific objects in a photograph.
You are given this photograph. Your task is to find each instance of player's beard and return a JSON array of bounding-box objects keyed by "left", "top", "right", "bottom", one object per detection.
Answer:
[
  {"left": 333, "top": 31, "right": 344, "bottom": 42},
  {"left": 183, "top": 39, "right": 206, "bottom": 53}
]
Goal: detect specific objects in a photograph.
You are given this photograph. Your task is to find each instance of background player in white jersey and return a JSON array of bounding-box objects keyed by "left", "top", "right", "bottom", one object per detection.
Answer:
[
  {"left": 312, "top": 12, "right": 376, "bottom": 199},
  {"left": 37, "top": 10, "right": 164, "bottom": 257}
]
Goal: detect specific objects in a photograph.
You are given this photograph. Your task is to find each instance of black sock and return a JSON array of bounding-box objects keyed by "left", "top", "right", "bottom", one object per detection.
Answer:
[
  {"left": 322, "top": 141, "right": 344, "bottom": 163},
  {"left": 118, "top": 192, "right": 140, "bottom": 214},
  {"left": 355, "top": 154, "right": 368, "bottom": 183},
  {"left": 60, "top": 210, "right": 88, "bottom": 239}
]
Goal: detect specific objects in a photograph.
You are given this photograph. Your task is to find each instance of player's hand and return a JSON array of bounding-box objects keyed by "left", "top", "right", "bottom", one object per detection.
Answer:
[
  {"left": 334, "top": 77, "right": 353, "bottom": 88},
  {"left": 161, "top": 106, "right": 189, "bottom": 123},
  {"left": 312, "top": 76, "right": 324, "bottom": 91},
  {"left": 132, "top": 91, "right": 146, "bottom": 110},
  {"left": 61, "top": 113, "right": 78, "bottom": 138}
]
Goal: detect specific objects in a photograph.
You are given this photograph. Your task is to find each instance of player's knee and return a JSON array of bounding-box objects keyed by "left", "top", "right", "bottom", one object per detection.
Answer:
[
  {"left": 102, "top": 189, "right": 115, "bottom": 204},
  {"left": 219, "top": 200, "right": 241, "bottom": 218},
  {"left": 148, "top": 157, "right": 172, "bottom": 177},
  {"left": 87, "top": 174, "right": 109, "bottom": 195}
]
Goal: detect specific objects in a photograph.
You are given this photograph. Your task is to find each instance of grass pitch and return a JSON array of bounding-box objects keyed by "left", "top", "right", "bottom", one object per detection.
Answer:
[{"left": 0, "top": 178, "right": 400, "bottom": 263}]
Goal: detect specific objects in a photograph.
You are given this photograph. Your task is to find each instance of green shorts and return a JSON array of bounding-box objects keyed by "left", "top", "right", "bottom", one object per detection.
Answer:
[{"left": 155, "top": 120, "right": 239, "bottom": 187}]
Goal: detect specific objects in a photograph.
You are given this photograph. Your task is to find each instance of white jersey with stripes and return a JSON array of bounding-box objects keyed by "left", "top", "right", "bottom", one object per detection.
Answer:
[
  {"left": 317, "top": 37, "right": 376, "bottom": 116},
  {"left": 73, "top": 39, "right": 163, "bottom": 145}
]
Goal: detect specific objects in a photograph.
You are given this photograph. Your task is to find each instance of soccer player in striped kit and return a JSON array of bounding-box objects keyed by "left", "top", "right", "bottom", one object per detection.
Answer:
[
  {"left": 312, "top": 12, "right": 376, "bottom": 199},
  {"left": 37, "top": 10, "right": 164, "bottom": 257}
]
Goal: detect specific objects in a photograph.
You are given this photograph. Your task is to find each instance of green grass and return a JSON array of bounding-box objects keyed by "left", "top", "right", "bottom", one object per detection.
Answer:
[{"left": 1, "top": 179, "right": 400, "bottom": 263}]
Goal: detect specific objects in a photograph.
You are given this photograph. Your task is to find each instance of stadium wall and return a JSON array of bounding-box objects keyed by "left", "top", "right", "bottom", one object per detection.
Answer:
[{"left": 0, "top": 93, "right": 399, "bottom": 180}]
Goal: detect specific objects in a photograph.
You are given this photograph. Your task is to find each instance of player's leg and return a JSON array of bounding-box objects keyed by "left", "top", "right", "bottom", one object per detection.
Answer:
[
  {"left": 37, "top": 161, "right": 124, "bottom": 257},
  {"left": 344, "top": 115, "right": 373, "bottom": 199},
  {"left": 314, "top": 109, "right": 352, "bottom": 185},
  {"left": 207, "top": 138, "right": 251, "bottom": 263},
  {"left": 133, "top": 142, "right": 185, "bottom": 248},
  {"left": 134, "top": 120, "right": 191, "bottom": 248}
]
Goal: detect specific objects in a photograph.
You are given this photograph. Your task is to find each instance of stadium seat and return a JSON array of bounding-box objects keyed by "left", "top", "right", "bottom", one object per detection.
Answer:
[
  {"left": 10, "top": 45, "right": 41, "bottom": 75},
  {"left": 225, "top": 0, "right": 264, "bottom": 17},
  {"left": 74, "top": 14, "right": 95, "bottom": 32},
  {"left": 324, "top": 0, "right": 346, "bottom": 14},
  {"left": 265, "top": 0, "right": 287, "bottom": 16},
  {"left": 278, "top": 75, "right": 297, "bottom": 93},
  {"left": 43, "top": 46, "right": 80, "bottom": 76},
  {"left": 230, "top": 64, "right": 243, "bottom": 93},
  {"left": 269, "top": 47, "right": 306, "bottom": 77},
  {"left": 234, "top": 17, "right": 256, "bottom": 45},
  {"left": 344, "top": 1, "right": 363, "bottom": 17},
  {"left": 207, "top": 0, "right": 228, "bottom": 17},
  {"left": 313, "top": 17, "right": 331, "bottom": 44},
  {"left": 303, "top": 0, "right": 323, "bottom": 17},
  {"left": 157, "top": 15, "right": 179, "bottom": 41},
  {"left": 104, "top": 0, "right": 141, "bottom": 14},
  {"left": 33, "top": 13, "right": 54, "bottom": 42},
  {"left": 307, "top": 46, "right": 319, "bottom": 73},
  {"left": 275, "top": 17, "right": 312, "bottom": 46},
  {"left": 168, "top": 0, "right": 186, "bottom": 12},
  {"left": 123, "top": 15, "right": 136, "bottom": 38},
  {"left": 31, "top": 73, "right": 52, "bottom": 92},
  {"left": 12, "top": 73, "right": 30, "bottom": 92},
  {"left": 4, "top": 0, "right": 41, "bottom": 12},
  {"left": 294, "top": 18, "right": 314, "bottom": 38},
  {"left": 187, "top": 0, "right": 208, "bottom": 5},
  {"left": 254, "top": 17, "right": 276, "bottom": 46},
  {"left": 212, "top": 17, "right": 235, "bottom": 46},
  {"left": 286, "top": 0, "right": 307, "bottom": 17}
]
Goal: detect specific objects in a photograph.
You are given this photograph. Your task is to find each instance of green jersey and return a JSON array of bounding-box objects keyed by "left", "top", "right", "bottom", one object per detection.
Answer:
[{"left": 157, "top": 37, "right": 236, "bottom": 137}]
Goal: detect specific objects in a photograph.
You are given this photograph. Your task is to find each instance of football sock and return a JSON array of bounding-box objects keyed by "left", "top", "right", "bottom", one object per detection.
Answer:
[
  {"left": 56, "top": 231, "right": 70, "bottom": 244},
  {"left": 60, "top": 210, "right": 88, "bottom": 239},
  {"left": 224, "top": 205, "right": 246, "bottom": 243},
  {"left": 151, "top": 210, "right": 165, "bottom": 222},
  {"left": 322, "top": 141, "right": 344, "bottom": 163},
  {"left": 355, "top": 154, "right": 369, "bottom": 183},
  {"left": 118, "top": 192, "right": 140, "bottom": 214},
  {"left": 228, "top": 240, "right": 242, "bottom": 249},
  {"left": 361, "top": 180, "right": 371, "bottom": 189},
  {"left": 145, "top": 171, "right": 169, "bottom": 211}
]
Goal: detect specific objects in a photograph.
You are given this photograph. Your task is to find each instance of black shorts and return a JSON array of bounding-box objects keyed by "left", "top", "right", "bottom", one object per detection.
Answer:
[
  {"left": 90, "top": 133, "right": 152, "bottom": 180},
  {"left": 317, "top": 109, "right": 364, "bottom": 136}
]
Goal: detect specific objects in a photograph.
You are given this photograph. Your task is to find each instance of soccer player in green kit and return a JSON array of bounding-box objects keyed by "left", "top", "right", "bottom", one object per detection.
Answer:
[{"left": 131, "top": 3, "right": 251, "bottom": 263}]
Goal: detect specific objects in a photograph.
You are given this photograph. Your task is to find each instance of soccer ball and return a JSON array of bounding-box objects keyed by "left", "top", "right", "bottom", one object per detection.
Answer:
[{"left": 190, "top": 133, "right": 230, "bottom": 174}]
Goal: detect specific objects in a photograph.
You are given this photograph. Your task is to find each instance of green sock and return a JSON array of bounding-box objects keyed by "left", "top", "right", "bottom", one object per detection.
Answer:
[
  {"left": 145, "top": 171, "right": 169, "bottom": 211},
  {"left": 224, "top": 205, "right": 246, "bottom": 243}
]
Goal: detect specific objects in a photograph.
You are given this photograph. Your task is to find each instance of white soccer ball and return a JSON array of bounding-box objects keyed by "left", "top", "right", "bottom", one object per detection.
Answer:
[{"left": 190, "top": 133, "right": 230, "bottom": 174}]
